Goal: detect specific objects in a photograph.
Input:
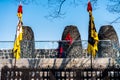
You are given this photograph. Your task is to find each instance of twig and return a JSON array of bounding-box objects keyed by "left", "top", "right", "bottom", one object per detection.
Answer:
[
  {"left": 110, "top": 17, "right": 120, "bottom": 24},
  {"left": 57, "top": 0, "right": 66, "bottom": 14}
]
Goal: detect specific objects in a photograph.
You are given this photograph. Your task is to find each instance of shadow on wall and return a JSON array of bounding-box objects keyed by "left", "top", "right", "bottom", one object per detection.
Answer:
[{"left": 56, "top": 25, "right": 83, "bottom": 68}]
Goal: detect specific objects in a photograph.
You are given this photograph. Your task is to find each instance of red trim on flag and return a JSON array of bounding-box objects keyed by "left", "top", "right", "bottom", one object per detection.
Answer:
[
  {"left": 87, "top": 1, "right": 92, "bottom": 12},
  {"left": 18, "top": 5, "right": 22, "bottom": 13}
]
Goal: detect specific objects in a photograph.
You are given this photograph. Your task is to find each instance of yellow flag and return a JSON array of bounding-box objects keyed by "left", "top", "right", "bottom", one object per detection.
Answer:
[
  {"left": 87, "top": 1, "right": 99, "bottom": 57},
  {"left": 13, "top": 21, "right": 23, "bottom": 60},
  {"left": 13, "top": 4, "right": 23, "bottom": 60}
]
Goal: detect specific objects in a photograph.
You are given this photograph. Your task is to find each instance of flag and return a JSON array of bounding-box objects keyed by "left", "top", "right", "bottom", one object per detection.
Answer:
[
  {"left": 87, "top": 1, "right": 99, "bottom": 57},
  {"left": 13, "top": 21, "right": 23, "bottom": 60},
  {"left": 65, "top": 32, "right": 73, "bottom": 45},
  {"left": 13, "top": 4, "right": 23, "bottom": 60}
]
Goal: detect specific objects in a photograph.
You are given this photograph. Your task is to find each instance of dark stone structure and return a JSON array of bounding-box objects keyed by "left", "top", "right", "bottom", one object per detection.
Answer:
[
  {"left": 21, "top": 26, "right": 35, "bottom": 58},
  {"left": 98, "top": 25, "right": 119, "bottom": 58},
  {"left": 61, "top": 25, "right": 82, "bottom": 58}
]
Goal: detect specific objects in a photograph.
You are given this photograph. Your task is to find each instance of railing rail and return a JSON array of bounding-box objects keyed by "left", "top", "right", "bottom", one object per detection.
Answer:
[
  {"left": 0, "top": 40, "right": 119, "bottom": 58},
  {"left": 1, "top": 66, "right": 120, "bottom": 80}
]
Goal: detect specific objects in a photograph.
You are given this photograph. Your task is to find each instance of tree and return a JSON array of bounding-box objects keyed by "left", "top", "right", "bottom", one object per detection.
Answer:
[
  {"left": 107, "top": 0, "right": 120, "bottom": 24},
  {"left": 16, "top": 0, "right": 120, "bottom": 22},
  {"left": 16, "top": 0, "right": 83, "bottom": 18}
]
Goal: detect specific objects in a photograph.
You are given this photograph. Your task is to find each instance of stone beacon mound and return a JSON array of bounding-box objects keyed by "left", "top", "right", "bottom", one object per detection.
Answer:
[
  {"left": 61, "top": 25, "right": 82, "bottom": 58},
  {"left": 98, "top": 25, "right": 119, "bottom": 58},
  {"left": 21, "top": 26, "right": 35, "bottom": 58}
]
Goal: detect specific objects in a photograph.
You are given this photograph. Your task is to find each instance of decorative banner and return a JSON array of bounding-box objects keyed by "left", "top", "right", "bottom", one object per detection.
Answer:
[
  {"left": 13, "top": 4, "right": 23, "bottom": 60},
  {"left": 87, "top": 1, "right": 99, "bottom": 57}
]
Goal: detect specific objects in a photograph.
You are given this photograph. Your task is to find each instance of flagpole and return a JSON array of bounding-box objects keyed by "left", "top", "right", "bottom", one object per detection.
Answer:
[
  {"left": 91, "top": 52, "right": 93, "bottom": 79},
  {"left": 13, "top": 21, "right": 19, "bottom": 68},
  {"left": 90, "top": 11, "right": 93, "bottom": 79},
  {"left": 14, "top": 57, "right": 17, "bottom": 67},
  {"left": 91, "top": 52, "right": 92, "bottom": 69},
  {"left": 13, "top": 0, "right": 22, "bottom": 67},
  {"left": 13, "top": 15, "right": 19, "bottom": 68}
]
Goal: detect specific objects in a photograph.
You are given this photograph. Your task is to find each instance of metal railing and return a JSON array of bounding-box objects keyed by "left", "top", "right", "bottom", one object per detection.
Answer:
[
  {"left": 1, "top": 66, "right": 120, "bottom": 80},
  {"left": 0, "top": 40, "right": 119, "bottom": 58}
]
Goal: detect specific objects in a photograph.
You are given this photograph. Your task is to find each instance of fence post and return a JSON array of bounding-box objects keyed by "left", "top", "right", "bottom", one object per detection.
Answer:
[{"left": 49, "top": 69, "right": 56, "bottom": 80}]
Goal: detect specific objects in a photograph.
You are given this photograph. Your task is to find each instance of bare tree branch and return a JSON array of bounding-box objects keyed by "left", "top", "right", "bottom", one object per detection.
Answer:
[
  {"left": 107, "top": 0, "right": 120, "bottom": 13},
  {"left": 46, "top": 0, "right": 67, "bottom": 19},
  {"left": 15, "top": 0, "right": 120, "bottom": 20},
  {"left": 57, "top": 0, "right": 66, "bottom": 14},
  {"left": 110, "top": 17, "right": 120, "bottom": 24}
]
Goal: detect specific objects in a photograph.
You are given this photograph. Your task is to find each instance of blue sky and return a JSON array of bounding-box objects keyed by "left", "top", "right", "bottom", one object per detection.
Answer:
[{"left": 0, "top": 0, "right": 120, "bottom": 42}]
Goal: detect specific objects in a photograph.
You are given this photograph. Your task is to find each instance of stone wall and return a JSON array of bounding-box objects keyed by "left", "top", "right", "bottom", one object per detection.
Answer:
[
  {"left": 61, "top": 25, "right": 83, "bottom": 58},
  {"left": 98, "top": 25, "right": 119, "bottom": 58},
  {"left": 21, "top": 26, "right": 35, "bottom": 58}
]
